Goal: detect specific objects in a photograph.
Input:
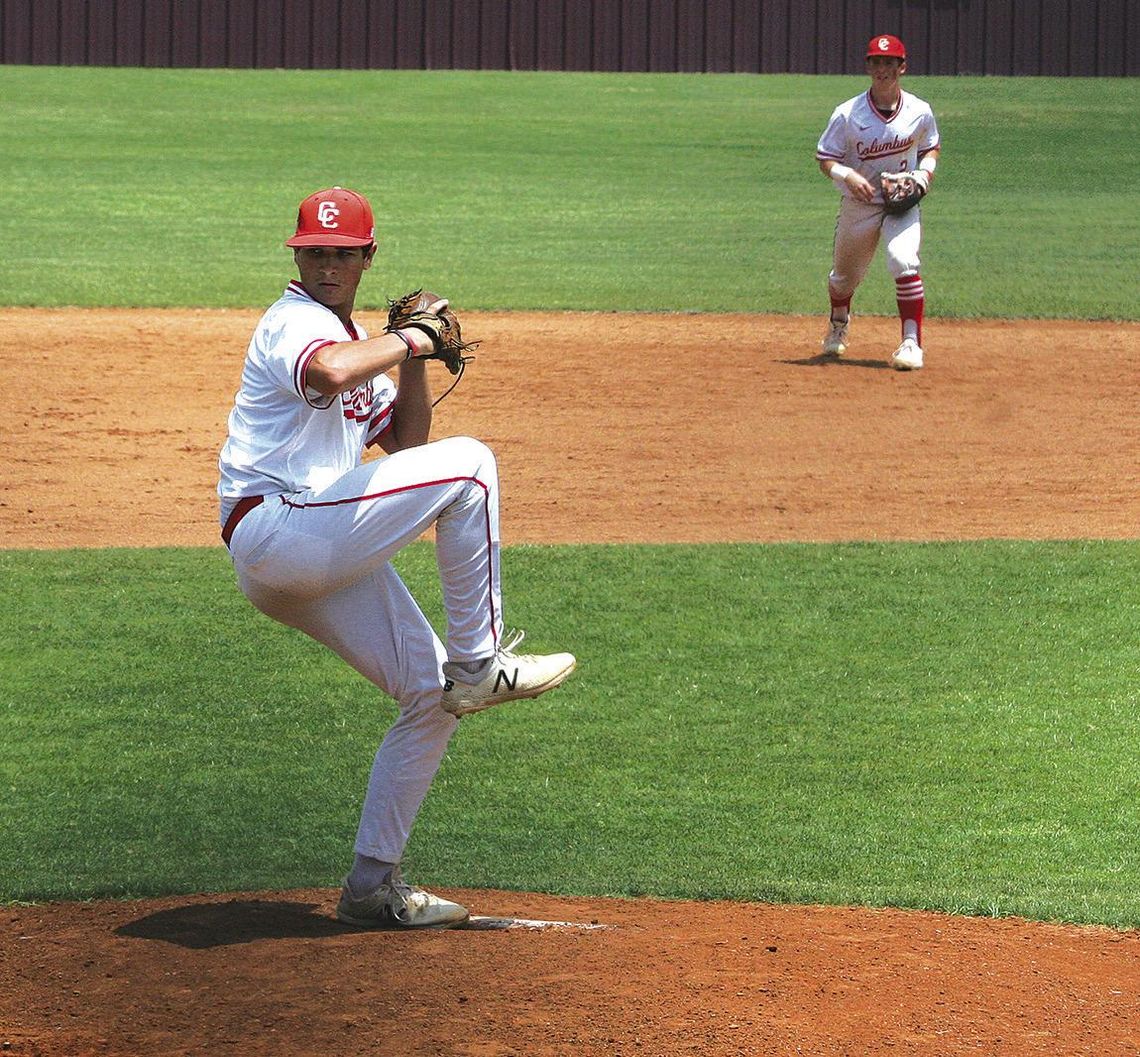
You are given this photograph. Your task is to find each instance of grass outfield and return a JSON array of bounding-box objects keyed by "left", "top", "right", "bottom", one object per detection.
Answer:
[
  {"left": 3, "top": 542, "right": 1138, "bottom": 928},
  {"left": 0, "top": 66, "right": 1136, "bottom": 319}
]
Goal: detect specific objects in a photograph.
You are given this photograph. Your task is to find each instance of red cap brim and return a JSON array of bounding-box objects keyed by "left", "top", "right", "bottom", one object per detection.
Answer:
[{"left": 286, "top": 232, "right": 375, "bottom": 247}]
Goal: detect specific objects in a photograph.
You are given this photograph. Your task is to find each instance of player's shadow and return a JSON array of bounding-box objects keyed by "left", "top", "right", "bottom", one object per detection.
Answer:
[
  {"left": 781, "top": 352, "right": 892, "bottom": 369},
  {"left": 116, "top": 898, "right": 351, "bottom": 949}
]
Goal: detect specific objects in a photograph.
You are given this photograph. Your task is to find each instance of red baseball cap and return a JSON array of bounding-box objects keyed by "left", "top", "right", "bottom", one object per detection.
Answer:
[
  {"left": 866, "top": 34, "right": 906, "bottom": 59},
  {"left": 286, "top": 187, "right": 376, "bottom": 248}
]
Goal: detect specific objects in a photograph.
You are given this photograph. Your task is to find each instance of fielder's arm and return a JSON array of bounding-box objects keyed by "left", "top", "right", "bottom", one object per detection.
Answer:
[
  {"left": 820, "top": 159, "right": 876, "bottom": 203},
  {"left": 912, "top": 147, "right": 940, "bottom": 191}
]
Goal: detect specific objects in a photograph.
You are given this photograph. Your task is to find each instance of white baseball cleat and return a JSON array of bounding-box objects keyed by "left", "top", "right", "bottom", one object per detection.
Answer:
[
  {"left": 336, "top": 868, "right": 469, "bottom": 929},
  {"left": 890, "top": 337, "right": 924, "bottom": 371},
  {"left": 822, "top": 319, "right": 849, "bottom": 357},
  {"left": 441, "top": 629, "right": 576, "bottom": 717}
]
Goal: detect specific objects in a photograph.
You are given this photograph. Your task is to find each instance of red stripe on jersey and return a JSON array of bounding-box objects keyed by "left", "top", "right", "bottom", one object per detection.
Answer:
[
  {"left": 295, "top": 339, "right": 336, "bottom": 406},
  {"left": 866, "top": 89, "right": 904, "bottom": 122},
  {"left": 364, "top": 401, "right": 395, "bottom": 446},
  {"left": 364, "top": 421, "right": 394, "bottom": 449}
]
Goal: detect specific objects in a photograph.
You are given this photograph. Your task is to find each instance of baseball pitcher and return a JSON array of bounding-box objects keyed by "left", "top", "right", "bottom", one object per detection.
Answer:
[{"left": 217, "top": 187, "right": 577, "bottom": 929}]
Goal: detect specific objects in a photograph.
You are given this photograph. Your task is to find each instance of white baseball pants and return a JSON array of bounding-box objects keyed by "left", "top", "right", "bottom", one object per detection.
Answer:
[
  {"left": 828, "top": 196, "right": 923, "bottom": 298},
  {"left": 227, "top": 435, "right": 503, "bottom": 864}
]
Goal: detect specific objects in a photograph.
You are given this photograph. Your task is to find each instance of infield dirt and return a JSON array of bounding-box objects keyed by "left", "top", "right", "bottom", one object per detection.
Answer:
[{"left": 3, "top": 308, "right": 1139, "bottom": 1056}]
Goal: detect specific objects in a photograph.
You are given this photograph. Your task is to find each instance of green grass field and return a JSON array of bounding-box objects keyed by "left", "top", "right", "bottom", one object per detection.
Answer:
[
  {"left": 4, "top": 543, "right": 1139, "bottom": 926},
  {"left": 2, "top": 66, "right": 1137, "bottom": 927},
  {"left": 0, "top": 66, "right": 1136, "bottom": 318}
]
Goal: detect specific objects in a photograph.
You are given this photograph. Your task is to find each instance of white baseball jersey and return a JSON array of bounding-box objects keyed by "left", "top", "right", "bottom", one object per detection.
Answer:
[
  {"left": 217, "top": 280, "right": 396, "bottom": 523},
  {"left": 816, "top": 89, "right": 940, "bottom": 201}
]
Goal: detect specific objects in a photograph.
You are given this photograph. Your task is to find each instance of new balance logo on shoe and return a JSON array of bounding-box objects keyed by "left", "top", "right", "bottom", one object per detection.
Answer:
[{"left": 494, "top": 667, "right": 518, "bottom": 693}]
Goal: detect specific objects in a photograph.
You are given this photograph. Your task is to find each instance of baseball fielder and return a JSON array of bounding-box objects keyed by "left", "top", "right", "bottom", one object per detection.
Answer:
[
  {"left": 217, "top": 187, "right": 576, "bottom": 929},
  {"left": 816, "top": 34, "right": 941, "bottom": 369}
]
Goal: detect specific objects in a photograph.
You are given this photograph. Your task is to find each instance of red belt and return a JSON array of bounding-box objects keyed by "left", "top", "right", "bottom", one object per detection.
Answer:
[{"left": 222, "top": 495, "right": 266, "bottom": 548}]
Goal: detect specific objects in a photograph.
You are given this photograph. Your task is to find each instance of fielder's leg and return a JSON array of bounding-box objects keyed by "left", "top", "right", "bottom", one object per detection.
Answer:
[
  {"left": 885, "top": 208, "right": 925, "bottom": 369},
  {"left": 824, "top": 198, "right": 883, "bottom": 356}
]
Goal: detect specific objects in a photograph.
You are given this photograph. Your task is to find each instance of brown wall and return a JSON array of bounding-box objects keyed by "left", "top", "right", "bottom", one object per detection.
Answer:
[{"left": 1, "top": 0, "right": 1136, "bottom": 76}]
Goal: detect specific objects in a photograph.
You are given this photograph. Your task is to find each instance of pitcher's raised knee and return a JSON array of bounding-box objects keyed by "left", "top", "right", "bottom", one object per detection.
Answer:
[{"left": 436, "top": 435, "right": 497, "bottom": 481}]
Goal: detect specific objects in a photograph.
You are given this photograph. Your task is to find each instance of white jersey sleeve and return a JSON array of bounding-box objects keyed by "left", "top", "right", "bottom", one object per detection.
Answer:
[
  {"left": 259, "top": 308, "right": 340, "bottom": 410},
  {"left": 217, "top": 282, "right": 397, "bottom": 520},
  {"left": 915, "top": 106, "right": 940, "bottom": 160},
  {"left": 816, "top": 103, "right": 852, "bottom": 166}
]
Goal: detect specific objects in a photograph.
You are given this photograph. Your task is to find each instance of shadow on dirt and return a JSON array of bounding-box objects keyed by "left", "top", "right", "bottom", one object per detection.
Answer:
[
  {"left": 780, "top": 353, "right": 893, "bottom": 369},
  {"left": 116, "top": 898, "right": 349, "bottom": 948}
]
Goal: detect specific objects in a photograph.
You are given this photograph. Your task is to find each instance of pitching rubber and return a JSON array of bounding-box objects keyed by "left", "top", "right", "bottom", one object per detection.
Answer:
[{"left": 459, "top": 915, "right": 611, "bottom": 932}]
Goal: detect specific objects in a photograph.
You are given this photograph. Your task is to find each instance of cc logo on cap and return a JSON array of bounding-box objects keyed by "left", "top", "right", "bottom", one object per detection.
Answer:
[
  {"left": 877, "top": 37, "right": 890, "bottom": 50},
  {"left": 317, "top": 201, "right": 340, "bottom": 228}
]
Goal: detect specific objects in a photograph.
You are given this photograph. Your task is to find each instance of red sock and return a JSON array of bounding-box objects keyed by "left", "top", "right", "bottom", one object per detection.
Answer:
[
  {"left": 829, "top": 290, "right": 852, "bottom": 323},
  {"left": 895, "top": 274, "right": 924, "bottom": 343}
]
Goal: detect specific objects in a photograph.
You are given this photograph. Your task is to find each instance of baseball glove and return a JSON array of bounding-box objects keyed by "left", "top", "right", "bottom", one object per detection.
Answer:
[
  {"left": 880, "top": 171, "right": 929, "bottom": 215},
  {"left": 385, "top": 289, "right": 478, "bottom": 376}
]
